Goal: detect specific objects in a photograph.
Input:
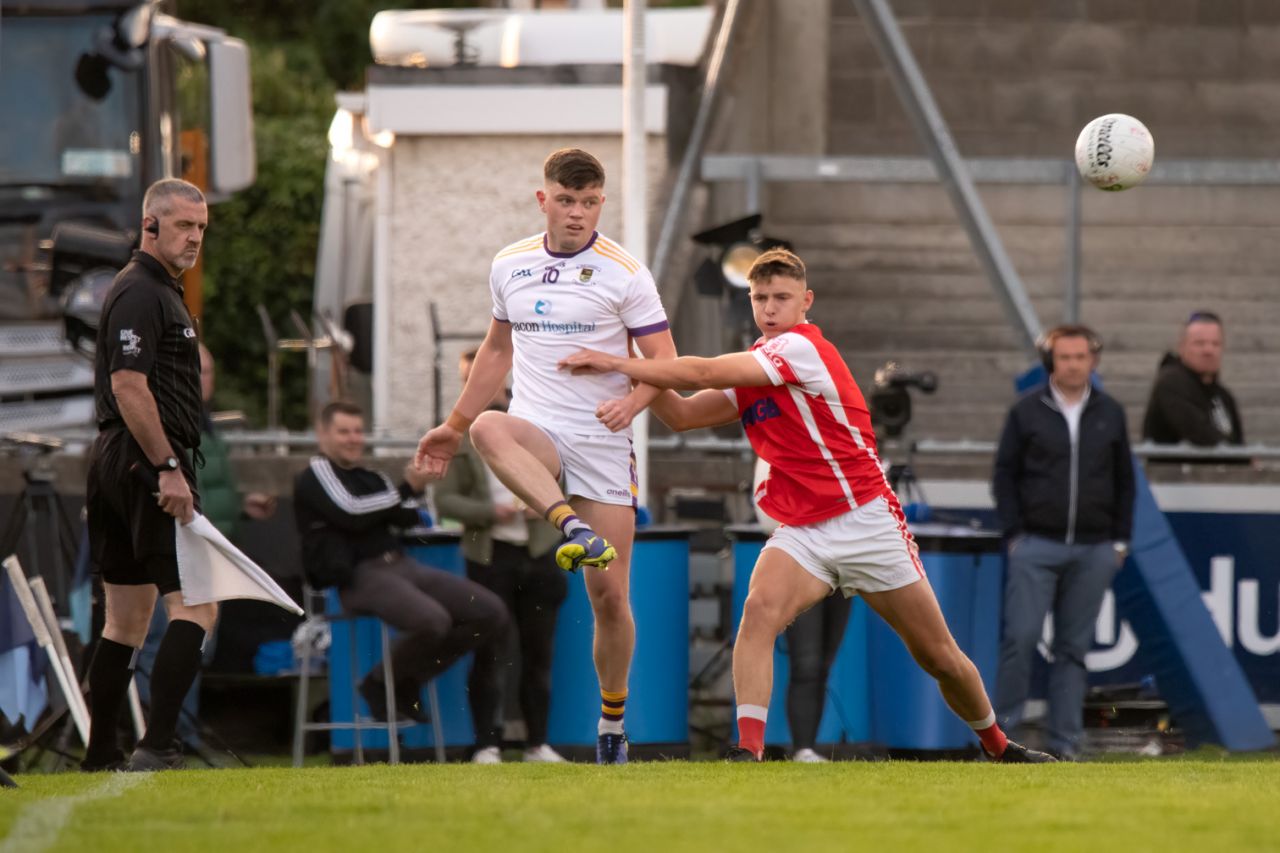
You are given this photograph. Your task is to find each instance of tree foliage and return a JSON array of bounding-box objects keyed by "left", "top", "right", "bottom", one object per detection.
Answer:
[{"left": 177, "top": 0, "right": 482, "bottom": 426}]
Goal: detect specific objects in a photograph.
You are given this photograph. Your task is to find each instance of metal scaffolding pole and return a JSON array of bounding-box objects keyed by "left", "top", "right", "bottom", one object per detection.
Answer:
[
  {"left": 650, "top": 0, "right": 748, "bottom": 290},
  {"left": 849, "top": 0, "right": 1042, "bottom": 355},
  {"left": 623, "top": 0, "right": 651, "bottom": 508}
]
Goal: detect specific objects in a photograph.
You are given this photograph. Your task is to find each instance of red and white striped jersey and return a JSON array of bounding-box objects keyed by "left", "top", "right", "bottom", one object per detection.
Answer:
[{"left": 725, "top": 323, "right": 891, "bottom": 526}]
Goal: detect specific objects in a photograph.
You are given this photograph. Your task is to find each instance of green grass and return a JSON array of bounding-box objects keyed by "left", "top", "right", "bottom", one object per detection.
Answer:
[{"left": 3, "top": 757, "right": 1278, "bottom": 852}]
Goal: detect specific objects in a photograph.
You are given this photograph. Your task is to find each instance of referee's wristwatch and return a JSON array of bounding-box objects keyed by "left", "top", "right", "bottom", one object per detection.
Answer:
[{"left": 154, "top": 456, "right": 179, "bottom": 475}]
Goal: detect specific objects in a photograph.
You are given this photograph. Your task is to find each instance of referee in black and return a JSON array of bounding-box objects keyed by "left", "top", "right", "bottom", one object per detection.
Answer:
[{"left": 81, "top": 178, "right": 213, "bottom": 772}]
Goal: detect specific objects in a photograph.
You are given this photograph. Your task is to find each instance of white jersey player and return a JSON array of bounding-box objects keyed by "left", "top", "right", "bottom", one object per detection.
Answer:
[{"left": 415, "top": 149, "right": 677, "bottom": 765}]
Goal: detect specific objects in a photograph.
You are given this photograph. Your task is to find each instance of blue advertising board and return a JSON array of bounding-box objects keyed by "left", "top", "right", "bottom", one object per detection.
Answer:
[
  {"left": 921, "top": 480, "right": 1280, "bottom": 711},
  {"left": 1084, "top": 510, "right": 1279, "bottom": 705}
]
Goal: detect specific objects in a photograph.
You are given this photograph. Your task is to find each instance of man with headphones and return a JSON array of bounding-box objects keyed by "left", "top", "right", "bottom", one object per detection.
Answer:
[
  {"left": 991, "top": 324, "right": 1135, "bottom": 760},
  {"left": 82, "top": 178, "right": 211, "bottom": 772}
]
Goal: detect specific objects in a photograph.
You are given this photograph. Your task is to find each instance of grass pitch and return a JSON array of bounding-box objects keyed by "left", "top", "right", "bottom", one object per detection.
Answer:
[{"left": 2, "top": 755, "right": 1278, "bottom": 852}]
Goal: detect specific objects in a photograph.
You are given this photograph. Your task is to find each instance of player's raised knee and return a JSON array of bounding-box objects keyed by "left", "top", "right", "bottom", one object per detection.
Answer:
[{"left": 469, "top": 409, "right": 508, "bottom": 452}]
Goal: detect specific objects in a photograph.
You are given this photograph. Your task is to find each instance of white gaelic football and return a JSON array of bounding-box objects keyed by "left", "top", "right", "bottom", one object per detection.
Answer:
[{"left": 1074, "top": 113, "right": 1154, "bottom": 191}]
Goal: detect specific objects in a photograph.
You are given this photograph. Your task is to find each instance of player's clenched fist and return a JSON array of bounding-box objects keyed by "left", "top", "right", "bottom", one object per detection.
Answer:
[{"left": 595, "top": 398, "right": 641, "bottom": 433}]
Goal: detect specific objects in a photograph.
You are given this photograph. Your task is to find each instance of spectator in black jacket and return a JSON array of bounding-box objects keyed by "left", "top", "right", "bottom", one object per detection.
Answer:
[
  {"left": 294, "top": 401, "right": 507, "bottom": 723},
  {"left": 991, "top": 325, "right": 1135, "bottom": 760},
  {"left": 1142, "top": 311, "right": 1244, "bottom": 447}
]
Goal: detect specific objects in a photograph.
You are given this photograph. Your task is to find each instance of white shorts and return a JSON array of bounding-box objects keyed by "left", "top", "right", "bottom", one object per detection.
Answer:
[
  {"left": 529, "top": 423, "right": 637, "bottom": 508},
  {"left": 763, "top": 495, "right": 925, "bottom": 597}
]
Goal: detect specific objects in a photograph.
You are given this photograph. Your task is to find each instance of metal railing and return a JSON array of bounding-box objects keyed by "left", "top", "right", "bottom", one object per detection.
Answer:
[{"left": 6, "top": 428, "right": 1279, "bottom": 463}]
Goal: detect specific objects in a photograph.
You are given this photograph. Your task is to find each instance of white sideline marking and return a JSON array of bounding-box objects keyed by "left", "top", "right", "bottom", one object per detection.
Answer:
[{"left": 0, "top": 773, "right": 149, "bottom": 853}]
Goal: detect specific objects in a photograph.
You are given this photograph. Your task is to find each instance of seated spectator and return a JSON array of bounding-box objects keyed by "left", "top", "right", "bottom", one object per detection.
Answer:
[
  {"left": 293, "top": 401, "right": 507, "bottom": 723},
  {"left": 435, "top": 348, "right": 568, "bottom": 764},
  {"left": 1142, "top": 311, "right": 1244, "bottom": 447}
]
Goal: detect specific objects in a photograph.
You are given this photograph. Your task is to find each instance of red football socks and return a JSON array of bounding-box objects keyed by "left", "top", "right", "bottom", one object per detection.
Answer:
[
  {"left": 971, "top": 713, "right": 1008, "bottom": 758},
  {"left": 736, "top": 704, "right": 768, "bottom": 759}
]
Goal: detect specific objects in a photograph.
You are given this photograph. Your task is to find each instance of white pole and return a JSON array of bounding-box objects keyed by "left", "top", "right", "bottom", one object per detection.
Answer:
[
  {"left": 128, "top": 680, "right": 146, "bottom": 740},
  {"left": 28, "top": 577, "right": 92, "bottom": 736},
  {"left": 622, "top": 0, "right": 650, "bottom": 511},
  {"left": 372, "top": 146, "right": 393, "bottom": 433}
]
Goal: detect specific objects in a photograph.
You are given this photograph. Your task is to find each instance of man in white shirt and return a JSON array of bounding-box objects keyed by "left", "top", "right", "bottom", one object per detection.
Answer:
[
  {"left": 991, "top": 324, "right": 1135, "bottom": 760},
  {"left": 416, "top": 149, "right": 677, "bottom": 764}
]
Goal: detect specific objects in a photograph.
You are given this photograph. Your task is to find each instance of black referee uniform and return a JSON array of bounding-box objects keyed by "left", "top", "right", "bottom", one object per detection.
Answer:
[
  {"left": 82, "top": 248, "right": 207, "bottom": 772},
  {"left": 86, "top": 250, "right": 202, "bottom": 594}
]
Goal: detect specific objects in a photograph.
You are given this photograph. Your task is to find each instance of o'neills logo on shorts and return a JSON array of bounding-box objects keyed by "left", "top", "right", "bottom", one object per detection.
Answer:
[
  {"left": 606, "top": 488, "right": 631, "bottom": 498},
  {"left": 510, "top": 320, "right": 597, "bottom": 335}
]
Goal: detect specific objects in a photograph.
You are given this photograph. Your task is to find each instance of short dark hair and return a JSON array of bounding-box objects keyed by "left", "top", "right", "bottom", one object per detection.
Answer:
[
  {"left": 143, "top": 178, "right": 205, "bottom": 218},
  {"left": 460, "top": 347, "right": 479, "bottom": 363},
  {"left": 747, "top": 248, "right": 806, "bottom": 286},
  {"left": 1041, "top": 324, "right": 1102, "bottom": 356},
  {"left": 1186, "top": 310, "right": 1223, "bottom": 328},
  {"left": 544, "top": 148, "right": 605, "bottom": 190},
  {"left": 318, "top": 400, "right": 363, "bottom": 427}
]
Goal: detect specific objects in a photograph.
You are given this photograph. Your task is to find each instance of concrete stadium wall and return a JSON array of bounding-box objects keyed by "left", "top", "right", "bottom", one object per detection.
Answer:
[
  {"left": 698, "top": 0, "right": 1280, "bottom": 444},
  {"left": 827, "top": 0, "right": 1280, "bottom": 158}
]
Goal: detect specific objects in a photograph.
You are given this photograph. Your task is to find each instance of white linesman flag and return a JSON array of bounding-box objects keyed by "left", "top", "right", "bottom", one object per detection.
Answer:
[{"left": 174, "top": 515, "right": 303, "bottom": 615}]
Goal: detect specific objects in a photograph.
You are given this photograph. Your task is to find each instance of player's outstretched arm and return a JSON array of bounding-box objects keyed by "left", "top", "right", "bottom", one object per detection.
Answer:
[
  {"left": 649, "top": 389, "right": 739, "bottom": 432},
  {"left": 560, "top": 348, "right": 770, "bottom": 391}
]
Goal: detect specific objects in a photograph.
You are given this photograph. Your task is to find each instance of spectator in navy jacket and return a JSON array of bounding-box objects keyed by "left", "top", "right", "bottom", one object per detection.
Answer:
[{"left": 991, "top": 325, "right": 1134, "bottom": 760}]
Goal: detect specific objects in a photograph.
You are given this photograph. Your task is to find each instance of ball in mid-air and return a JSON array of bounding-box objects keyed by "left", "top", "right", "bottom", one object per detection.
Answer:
[{"left": 1074, "top": 113, "right": 1154, "bottom": 191}]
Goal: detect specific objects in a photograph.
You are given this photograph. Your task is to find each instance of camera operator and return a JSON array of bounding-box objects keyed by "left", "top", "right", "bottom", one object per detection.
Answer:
[
  {"left": 82, "top": 178, "right": 211, "bottom": 772},
  {"left": 991, "top": 324, "right": 1134, "bottom": 760}
]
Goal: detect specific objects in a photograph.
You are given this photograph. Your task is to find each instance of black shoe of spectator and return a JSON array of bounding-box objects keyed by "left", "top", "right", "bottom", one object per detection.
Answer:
[
  {"left": 359, "top": 676, "right": 430, "bottom": 724},
  {"left": 395, "top": 692, "right": 432, "bottom": 725},
  {"left": 80, "top": 752, "right": 127, "bottom": 773},
  {"left": 126, "top": 743, "right": 185, "bottom": 772},
  {"left": 358, "top": 675, "right": 392, "bottom": 721}
]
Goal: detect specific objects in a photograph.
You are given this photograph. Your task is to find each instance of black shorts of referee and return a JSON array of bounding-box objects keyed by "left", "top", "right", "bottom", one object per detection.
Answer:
[{"left": 86, "top": 428, "right": 200, "bottom": 595}]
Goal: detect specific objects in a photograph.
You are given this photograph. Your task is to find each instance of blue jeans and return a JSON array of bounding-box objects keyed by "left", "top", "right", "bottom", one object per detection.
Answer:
[{"left": 994, "top": 535, "right": 1118, "bottom": 756}]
